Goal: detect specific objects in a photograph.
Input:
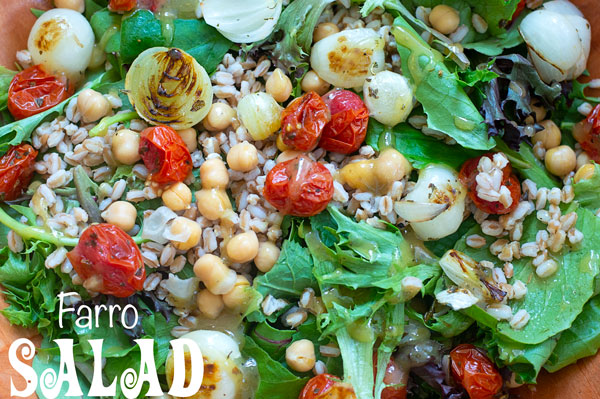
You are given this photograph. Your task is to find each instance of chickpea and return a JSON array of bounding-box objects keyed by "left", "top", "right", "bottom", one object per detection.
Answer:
[
  {"left": 313, "top": 22, "right": 340, "bottom": 43},
  {"left": 54, "top": 0, "right": 85, "bottom": 13},
  {"left": 101, "top": 201, "right": 136, "bottom": 232},
  {"left": 545, "top": 145, "right": 576, "bottom": 177},
  {"left": 162, "top": 182, "right": 192, "bottom": 211},
  {"left": 222, "top": 275, "right": 251, "bottom": 311},
  {"left": 193, "top": 254, "right": 237, "bottom": 295},
  {"left": 227, "top": 142, "right": 259, "bottom": 172},
  {"left": 301, "top": 70, "right": 330, "bottom": 96},
  {"left": 254, "top": 241, "right": 280, "bottom": 273},
  {"left": 204, "top": 102, "right": 236, "bottom": 132},
  {"left": 226, "top": 231, "right": 259, "bottom": 263},
  {"left": 88, "top": 44, "right": 106, "bottom": 69},
  {"left": 168, "top": 216, "right": 202, "bottom": 251},
  {"left": 339, "top": 160, "right": 376, "bottom": 192},
  {"left": 533, "top": 120, "right": 562, "bottom": 149},
  {"left": 77, "top": 89, "right": 110, "bottom": 123},
  {"left": 111, "top": 129, "right": 141, "bottom": 165},
  {"left": 196, "top": 289, "right": 224, "bottom": 319},
  {"left": 374, "top": 149, "right": 411, "bottom": 185},
  {"left": 276, "top": 133, "right": 291, "bottom": 152},
  {"left": 177, "top": 128, "right": 198, "bottom": 152},
  {"left": 277, "top": 150, "right": 304, "bottom": 164},
  {"left": 200, "top": 158, "right": 229, "bottom": 189},
  {"left": 531, "top": 101, "right": 547, "bottom": 122},
  {"left": 195, "top": 189, "right": 232, "bottom": 220},
  {"left": 577, "top": 152, "right": 591, "bottom": 170},
  {"left": 574, "top": 163, "right": 595, "bottom": 183},
  {"left": 429, "top": 5, "right": 460, "bottom": 34},
  {"left": 266, "top": 68, "right": 293, "bottom": 103},
  {"left": 285, "top": 339, "right": 316, "bottom": 372}
]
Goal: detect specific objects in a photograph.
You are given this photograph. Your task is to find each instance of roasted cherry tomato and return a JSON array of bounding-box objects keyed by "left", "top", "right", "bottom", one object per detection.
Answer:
[
  {"left": 0, "top": 144, "right": 38, "bottom": 201},
  {"left": 573, "top": 104, "right": 600, "bottom": 162},
  {"left": 139, "top": 125, "right": 192, "bottom": 184},
  {"left": 7, "top": 65, "right": 71, "bottom": 120},
  {"left": 108, "top": 0, "right": 137, "bottom": 12},
  {"left": 373, "top": 354, "right": 408, "bottom": 399},
  {"left": 299, "top": 374, "right": 356, "bottom": 399},
  {"left": 281, "top": 91, "right": 330, "bottom": 151},
  {"left": 459, "top": 153, "right": 520, "bottom": 215},
  {"left": 450, "top": 344, "right": 503, "bottom": 399},
  {"left": 67, "top": 224, "right": 145, "bottom": 297},
  {"left": 319, "top": 89, "right": 369, "bottom": 154},
  {"left": 264, "top": 155, "right": 333, "bottom": 217}
]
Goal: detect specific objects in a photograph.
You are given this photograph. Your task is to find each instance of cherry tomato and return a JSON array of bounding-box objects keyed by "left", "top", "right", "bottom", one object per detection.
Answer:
[
  {"left": 264, "top": 155, "right": 333, "bottom": 217},
  {"left": 573, "top": 104, "right": 600, "bottom": 162},
  {"left": 7, "top": 65, "right": 71, "bottom": 120},
  {"left": 108, "top": 0, "right": 137, "bottom": 12},
  {"left": 373, "top": 354, "right": 408, "bottom": 399},
  {"left": 450, "top": 344, "right": 503, "bottom": 399},
  {"left": 299, "top": 374, "right": 356, "bottom": 399},
  {"left": 281, "top": 91, "right": 331, "bottom": 151},
  {"left": 319, "top": 89, "right": 369, "bottom": 154},
  {"left": 67, "top": 224, "right": 145, "bottom": 298},
  {"left": 459, "top": 153, "right": 520, "bottom": 215},
  {"left": 139, "top": 125, "right": 192, "bottom": 184},
  {"left": 0, "top": 144, "right": 38, "bottom": 201}
]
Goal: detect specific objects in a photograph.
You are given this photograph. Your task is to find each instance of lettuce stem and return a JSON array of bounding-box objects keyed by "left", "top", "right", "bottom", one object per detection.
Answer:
[
  {"left": 0, "top": 206, "right": 78, "bottom": 247},
  {"left": 0, "top": 205, "right": 145, "bottom": 247}
]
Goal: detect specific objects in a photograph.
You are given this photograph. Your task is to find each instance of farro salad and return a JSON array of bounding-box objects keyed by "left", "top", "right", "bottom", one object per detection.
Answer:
[{"left": 1, "top": 0, "right": 599, "bottom": 398}]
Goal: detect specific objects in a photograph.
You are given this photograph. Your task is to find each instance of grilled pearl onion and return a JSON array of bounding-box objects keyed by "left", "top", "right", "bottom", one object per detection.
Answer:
[
  {"left": 125, "top": 47, "right": 213, "bottom": 129},
  {"left": 310, "top": 28, "right": 385, "bottom": 89},
  {"left": 166, "top": 330, "right": 243, "bottom": 399},
  {"left": 401, "top": 164, "right": 467, "bottom": 241}
]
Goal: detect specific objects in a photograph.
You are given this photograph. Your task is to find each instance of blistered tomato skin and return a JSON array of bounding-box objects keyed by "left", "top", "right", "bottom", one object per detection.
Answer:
[
  {"left": 320, "top": 89, "right": 369, "bottom": 154},
  {"left": 139, "top": 125, "right": 193, "bottom": 184},
  {"left": 299, "top": 374, "right": 356, "bottom": 399},
  {"left": 450, "top": 344, "right": 503, "bottom": 399},
  {"left": 7, "top": 65, "right": 71, "bottom": 120},
  {"left": 0, "top": 144, "right": 38, "bottom": 201},
  {"left": 281, "top": 91, "right": 331, "bottom": 151},
  {"left": 67, "top": 224, "right": 145, "bottom": 297},
  {"left": 574, "top": 104, "right": 600, "bottom": 162},
  {"left": 459, "top": 154, "right": 521, "bottom": 215},
  {"left": 264, "top": 155, "right": 334, "bottom": 217},
  {"left": 108, "top": 0, "right": 137, "bottom": 12}
]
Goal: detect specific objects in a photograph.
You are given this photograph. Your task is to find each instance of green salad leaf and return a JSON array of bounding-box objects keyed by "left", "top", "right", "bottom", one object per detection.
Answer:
[
  {"left": 495, "top": 139, "right": 559, "bottom": 189},
  {"left": 469, "top": 0, "right": 521, "bottom": 35},
  {"left": 573, "top": 163, "right": 600, "bottom": 210},
  {"left": 120, "top": 10, "right": 167, "bottom": 64},
  {"left": 483, "top": 331, "right": 558, "bottom": 384},
  {"left": 463, "top": 11, "right": 525, "bottom": 56},
  {"left": 455, "top": 205, "right": 600, "bottom": 345},
  {"left": 171, "top": 19, "right": 232, "bottom": 75},
  {"left": 254, "top": 239, "right": 318, "bottom": 300},
  {"left": 243, "top": 336, "right": 310, "bottom": 399},
  {"left": 118, "top": 9, "right": 231, "bottom": 75},
  {"left": 273, "top": 0, "right": 335, "bottom": 70},
  {"left": 0, "top": 66, "right": 17, "bottom": 111},
  {"left": 545, "top": 295, "right": 600, "bottom": 372},
  {"left": 365, "top": 120, "right": 481, "bottom": 169},
  {"left": 392, "top": 16, "right": 494, "bottom": 151}
]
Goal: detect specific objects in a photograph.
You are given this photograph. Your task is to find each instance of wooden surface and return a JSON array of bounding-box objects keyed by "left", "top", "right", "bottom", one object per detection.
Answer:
[{"left": 0, "top": 0, "right": 599, "bottom": 398}]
